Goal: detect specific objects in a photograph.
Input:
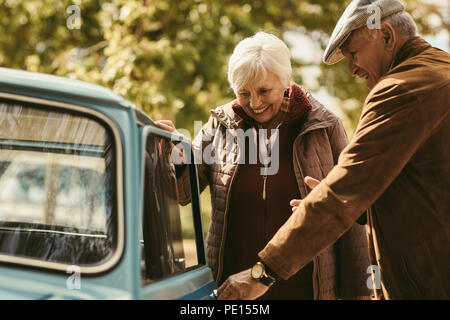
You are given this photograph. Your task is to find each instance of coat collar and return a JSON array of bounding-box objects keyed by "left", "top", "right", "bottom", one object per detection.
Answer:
[{"left": 390, "top": 36, "right": 431, "bottom": 71}]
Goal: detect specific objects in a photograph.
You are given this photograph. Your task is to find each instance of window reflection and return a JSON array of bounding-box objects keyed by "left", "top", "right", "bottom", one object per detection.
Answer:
[
  {"left": 141, "top": 134, "right": 198, "bottom": 283},
  {"left": 0, "top": 101, "right": 116, "bottom": 266}
]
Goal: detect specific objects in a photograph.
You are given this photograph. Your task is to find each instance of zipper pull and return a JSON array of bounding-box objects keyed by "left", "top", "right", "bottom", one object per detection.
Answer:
[
  {"left": 154, "top": 190, "right": 160, "bottom": 213},
  {"left": 262, "top": 175, "right": 267, "bottom": 200}
]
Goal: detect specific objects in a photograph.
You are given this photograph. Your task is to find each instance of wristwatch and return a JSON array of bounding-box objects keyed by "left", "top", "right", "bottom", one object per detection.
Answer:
[{"left": 251, "top": 261, "right": 277, "bottom": 287}]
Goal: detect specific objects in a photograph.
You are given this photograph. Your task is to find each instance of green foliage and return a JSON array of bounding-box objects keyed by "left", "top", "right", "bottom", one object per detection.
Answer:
[
  {"left": 1, "top": 0, "right": 445, "bottom": 235},
  {"left": 0, "top": 0, "right": 444, "bottom": 135}
]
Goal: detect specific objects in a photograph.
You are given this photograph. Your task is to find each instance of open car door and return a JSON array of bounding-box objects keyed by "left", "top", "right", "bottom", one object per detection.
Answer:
[{"left": 139, "top": 125, "right": 216, "bottom": 300}]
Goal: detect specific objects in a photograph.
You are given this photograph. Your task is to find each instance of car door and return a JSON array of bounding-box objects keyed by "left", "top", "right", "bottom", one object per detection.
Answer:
[{"left": 139, "top": 125, "right": 217, "bottom": 300}]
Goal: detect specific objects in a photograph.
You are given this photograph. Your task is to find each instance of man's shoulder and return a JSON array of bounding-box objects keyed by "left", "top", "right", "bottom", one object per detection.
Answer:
[{"left": 378, "top": 47, "right": 450, "bottom": 98}]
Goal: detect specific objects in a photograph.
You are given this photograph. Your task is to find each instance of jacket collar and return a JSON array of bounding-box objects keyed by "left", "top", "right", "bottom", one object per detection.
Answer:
[{"left": 390, "top": 36, "right": 431, "bottom": 71}]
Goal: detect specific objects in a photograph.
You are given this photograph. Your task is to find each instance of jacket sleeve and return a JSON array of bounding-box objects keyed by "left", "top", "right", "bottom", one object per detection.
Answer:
[
  {"left": 328, "top": 119, "right": 372, "bottom": 299},
  {"left": 176, "top": 117, "right": 213, "bottom": 205},
  {"left": 259, "top": 80, "right": 449, "bottom": 280}
]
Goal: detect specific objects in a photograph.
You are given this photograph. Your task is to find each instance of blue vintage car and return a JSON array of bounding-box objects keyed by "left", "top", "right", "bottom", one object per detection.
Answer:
[{"left": 0, "top": 67, "right": 217, "bottom": 299}]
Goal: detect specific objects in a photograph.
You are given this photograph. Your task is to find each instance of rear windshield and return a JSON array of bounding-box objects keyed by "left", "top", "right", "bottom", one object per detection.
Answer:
[{"left": 0, "top": 100, "right": 117, "bottom": 267}]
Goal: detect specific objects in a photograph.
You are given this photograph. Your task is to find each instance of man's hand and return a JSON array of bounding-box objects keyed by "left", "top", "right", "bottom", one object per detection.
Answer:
[
  {"left": 304, "top": 176, "right": 320, "bottom": 189},
  {"left": 217, "top": 268, "right": 270, "bottom": 300},
  {"left": 290, "top": 176, "right": 321, "bottom": 212}
]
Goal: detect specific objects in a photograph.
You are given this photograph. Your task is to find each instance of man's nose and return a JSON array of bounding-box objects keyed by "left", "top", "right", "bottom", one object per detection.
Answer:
[{"left": 348, "top": 60, "right": 358, "bottom": 77}]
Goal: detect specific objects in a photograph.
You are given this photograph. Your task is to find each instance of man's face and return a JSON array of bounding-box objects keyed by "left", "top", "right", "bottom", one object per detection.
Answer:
[
  {"left": 235, "top": 70, "right": 286, "bottom": 124},
  {"left": 341, "top": 28, "right": 390, "bottom": 89}
]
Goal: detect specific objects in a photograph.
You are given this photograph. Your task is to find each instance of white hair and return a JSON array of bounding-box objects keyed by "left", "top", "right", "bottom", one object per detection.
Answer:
[
  {"left": 227, "top": 31, "right": 292, "bottom": 92},
  {"left": 382, "top": 10, "right": 418, "bottom": 38},
  {"left": 360, "top": 10, "right": 418, "bottom": 40}
]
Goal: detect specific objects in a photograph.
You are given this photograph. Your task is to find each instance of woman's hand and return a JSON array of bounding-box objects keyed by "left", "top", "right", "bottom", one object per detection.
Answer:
[
  {"left": 155, "top": 120, "right": 187, "bottom": 164},
  {"left": 290, "top": 176, "right": 321, "bottom": 212},
  {"left": 155, "top": 120, "right": 179, "bottom": 134}
]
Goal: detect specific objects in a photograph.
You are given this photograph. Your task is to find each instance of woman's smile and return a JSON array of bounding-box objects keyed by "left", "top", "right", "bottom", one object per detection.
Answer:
[{"left": 250, "top": 104, "right": 272, "bottom": 114}]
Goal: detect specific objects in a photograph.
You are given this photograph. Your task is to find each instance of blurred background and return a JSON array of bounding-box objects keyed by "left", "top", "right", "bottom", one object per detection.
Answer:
[{"left": 1, "top": 0, "right": 448, "bottom": 236}]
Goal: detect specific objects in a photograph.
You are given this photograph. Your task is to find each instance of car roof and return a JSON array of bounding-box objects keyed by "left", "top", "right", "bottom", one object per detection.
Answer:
[{"left": 0, "top": 67, "right": 134, "bottom": 110}]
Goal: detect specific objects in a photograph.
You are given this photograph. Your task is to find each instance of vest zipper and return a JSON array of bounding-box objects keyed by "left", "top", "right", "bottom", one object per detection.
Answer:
[
  {"left": 261, "top": 124, "right": 280, "bottom": 200},
  {"left": 262, "top": 175, "right": 267, "bottom": 200}
]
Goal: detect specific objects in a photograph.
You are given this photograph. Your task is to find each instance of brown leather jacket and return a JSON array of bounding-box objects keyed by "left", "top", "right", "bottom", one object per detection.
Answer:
[
  {"left": 177, "top": 85, "right": 371, "bottom": 299},
  {"left": 259, "top": 37, "right": 450, "bottom": 299}
]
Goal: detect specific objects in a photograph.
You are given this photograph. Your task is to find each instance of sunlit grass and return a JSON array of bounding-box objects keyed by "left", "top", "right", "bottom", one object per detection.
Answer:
[{"left": 180, "top": 186, "right": 211, "bottom": 240}]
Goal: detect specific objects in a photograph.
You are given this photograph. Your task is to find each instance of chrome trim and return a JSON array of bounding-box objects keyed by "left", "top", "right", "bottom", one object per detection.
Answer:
[
  {"left": 0, "top": 92, "right": 125, "bottom": 275},
  {"left": 0, "top": 226, "right": 107, "bottom": 239}
]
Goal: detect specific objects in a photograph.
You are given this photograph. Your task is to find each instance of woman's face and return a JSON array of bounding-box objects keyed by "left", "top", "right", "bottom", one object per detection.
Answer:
[{"left": 236, "top": 71, "right": 286, "bottom": 124}]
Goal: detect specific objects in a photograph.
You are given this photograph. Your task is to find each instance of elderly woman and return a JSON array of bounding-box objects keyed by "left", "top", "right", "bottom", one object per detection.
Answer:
[{"left": 156, "top": 31, "right": 370, "bottom": 299}]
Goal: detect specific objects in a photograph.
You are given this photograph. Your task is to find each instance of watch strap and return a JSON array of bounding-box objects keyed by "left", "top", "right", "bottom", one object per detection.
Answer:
[
  {"left": 253, "top": 261, "right": 277, "bottom": 287},
  {"left": 260, "top": 260, "right": 279, "bottom": 281},
  {"left": 259, "top": 273, "right": 276, "bottom": 287}
]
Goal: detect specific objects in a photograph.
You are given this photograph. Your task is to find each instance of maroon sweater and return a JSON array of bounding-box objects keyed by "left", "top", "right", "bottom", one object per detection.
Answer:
[{"left": 221, "top": 86, "right": 314, "bottom": 299}]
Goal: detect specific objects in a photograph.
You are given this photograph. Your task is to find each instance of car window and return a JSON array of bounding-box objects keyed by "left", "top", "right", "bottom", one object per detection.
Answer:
[
  {"left": 141, "top": 133, "right": 199, "bottom": 284},
  {"left": 0, "top": 100, "right": 117, "bottom": 267}
]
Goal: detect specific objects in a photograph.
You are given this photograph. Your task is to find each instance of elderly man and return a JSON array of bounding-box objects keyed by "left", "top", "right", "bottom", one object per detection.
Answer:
[{"left": 218, "top": 0, "right": 450, "bottom": 300}]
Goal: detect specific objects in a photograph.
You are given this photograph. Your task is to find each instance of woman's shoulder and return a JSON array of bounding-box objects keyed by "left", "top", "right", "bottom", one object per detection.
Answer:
[
  {"left": 210, "top": 101, "right": 234, "bottom": 117},
  {"left": 299, "top": 88, "right": 349, "bottom": 150},
  {"left": 300, "top": 88, "right": 343, "bottom": 132},
  {"left": 209, "top": 100, "right": 244, "bottom": 129}
]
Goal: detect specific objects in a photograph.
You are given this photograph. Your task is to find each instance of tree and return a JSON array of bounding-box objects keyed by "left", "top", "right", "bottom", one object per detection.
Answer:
[
  {"left": 1, "top": 0, "right": 446, "bottom": 236},
  {"left": 0, "top": 0, "right": 445, "bottom": 135}
]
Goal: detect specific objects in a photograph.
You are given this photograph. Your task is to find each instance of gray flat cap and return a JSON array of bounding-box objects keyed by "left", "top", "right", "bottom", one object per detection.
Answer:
[{"left": 323, "top": 0, "right": 405, "bottom": 65}]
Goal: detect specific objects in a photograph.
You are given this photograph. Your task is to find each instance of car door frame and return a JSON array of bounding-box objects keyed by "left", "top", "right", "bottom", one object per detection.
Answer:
[{"left": 138, "top": 125, "right": 216, "bottom": 300}]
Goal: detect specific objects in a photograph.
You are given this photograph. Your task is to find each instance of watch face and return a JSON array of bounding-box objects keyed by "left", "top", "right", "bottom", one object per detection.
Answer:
[{"left": 251, "top": 263, "right": 264, "bottom": 279}]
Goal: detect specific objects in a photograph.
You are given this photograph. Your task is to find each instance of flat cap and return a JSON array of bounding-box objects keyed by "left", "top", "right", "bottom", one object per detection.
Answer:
[{"left": 323, "top": 0, "right": 405, "bottom": 65}]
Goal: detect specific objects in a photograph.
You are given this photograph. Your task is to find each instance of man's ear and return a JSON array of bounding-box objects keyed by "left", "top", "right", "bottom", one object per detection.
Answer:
[{"left": 379, "top": 22, "right": 396, "bottom": 51}]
